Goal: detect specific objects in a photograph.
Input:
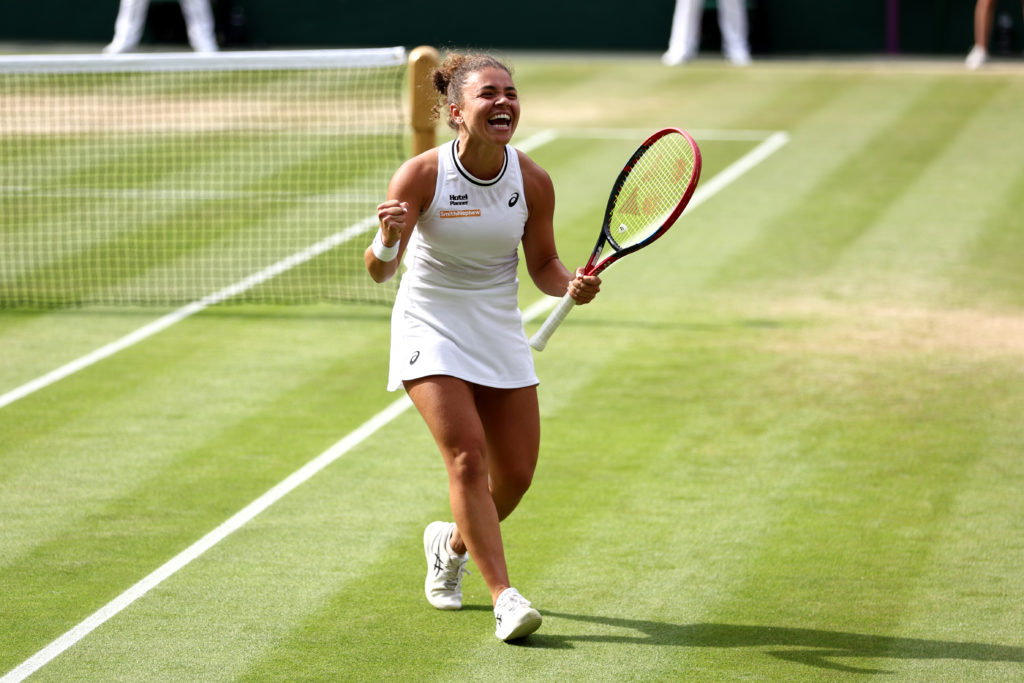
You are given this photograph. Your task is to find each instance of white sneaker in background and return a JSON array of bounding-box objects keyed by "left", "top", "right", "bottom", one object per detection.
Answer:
[
  {"left": 965, "top": 45, "right": 988, "bottom": 70},
  {"left": 661, "top": 51, "right": 694, "bottom": 66},
  {"left": 727, "top": 50, "right": 752, "bottom": 66},
  {"left": 729, "top": 51, "right": 753, "bottom": 66}
]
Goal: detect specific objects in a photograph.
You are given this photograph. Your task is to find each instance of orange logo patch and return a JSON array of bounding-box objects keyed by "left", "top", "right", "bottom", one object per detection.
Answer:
[{"left": 440, "top": 209, "right": 481, "bottom": 218}]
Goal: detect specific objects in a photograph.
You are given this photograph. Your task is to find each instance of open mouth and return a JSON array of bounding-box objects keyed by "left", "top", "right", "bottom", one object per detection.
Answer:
[{"left": 488, "top": 112, "right": 513, "bottom": 130}]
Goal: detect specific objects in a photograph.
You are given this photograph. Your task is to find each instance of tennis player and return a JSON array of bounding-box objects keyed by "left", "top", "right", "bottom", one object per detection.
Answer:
[{"left": 365, "top": 52, "right": 600, "bottom": 641}]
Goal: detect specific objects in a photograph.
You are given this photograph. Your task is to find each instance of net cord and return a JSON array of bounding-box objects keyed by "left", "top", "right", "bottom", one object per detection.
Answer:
[{"left": 0, "top": 48, "right": 406, "bottom": 74}]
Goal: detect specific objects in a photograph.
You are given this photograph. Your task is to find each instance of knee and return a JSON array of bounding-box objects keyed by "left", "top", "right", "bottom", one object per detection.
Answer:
[
  {"left": 496, "top": 459, "right": 536, "bottom": 498},
  {"left": 446, "top": 447, "right": 489, "bottom": 487}
]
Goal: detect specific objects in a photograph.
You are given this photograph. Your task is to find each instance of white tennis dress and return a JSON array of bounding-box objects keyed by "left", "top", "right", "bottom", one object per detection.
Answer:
[{"left": 387, "top": 139, "right": 537, "bottom": 392}]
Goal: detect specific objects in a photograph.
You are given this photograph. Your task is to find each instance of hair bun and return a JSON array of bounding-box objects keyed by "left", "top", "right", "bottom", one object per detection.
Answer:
[{"left": 428, "top": 52, "right": 512, "bottom": 131}]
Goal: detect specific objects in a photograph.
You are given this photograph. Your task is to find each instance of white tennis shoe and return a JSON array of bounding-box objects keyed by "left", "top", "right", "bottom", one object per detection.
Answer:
[
  {"left": 965, "top": 45, "right": 988, "bottom": 70},
  {"left": 494, "top": 587, "right": 542, "bottom": 641},
  {"left": 423, "top": 521, "right": 469, "bottom": 610}
]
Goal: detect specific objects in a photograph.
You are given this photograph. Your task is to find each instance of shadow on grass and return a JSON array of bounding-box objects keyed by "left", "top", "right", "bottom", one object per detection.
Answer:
[{"left": 511, "top": 612, "right": 1024, "bottom": 675}]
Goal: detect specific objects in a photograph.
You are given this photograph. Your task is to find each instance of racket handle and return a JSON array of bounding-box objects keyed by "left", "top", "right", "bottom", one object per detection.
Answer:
[{"left": 529, "top": 292, "right": 578, "bottom": 351}]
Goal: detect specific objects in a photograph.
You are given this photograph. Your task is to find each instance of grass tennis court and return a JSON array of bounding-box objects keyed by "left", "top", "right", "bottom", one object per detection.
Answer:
[{"left": 2, "top": 54, "right": 1024, "bottom": 681}]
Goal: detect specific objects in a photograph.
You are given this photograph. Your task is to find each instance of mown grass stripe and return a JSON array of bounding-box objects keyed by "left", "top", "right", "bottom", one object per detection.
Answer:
[
  {"left": 957, "top": 164, "right": 1024, "bottom": 309},
  {"left": 713, "top": 77, "right": 1006, "bottom": 288},
  {"left": 822, "top": 79, "right": 1024, "bottom": 306}
]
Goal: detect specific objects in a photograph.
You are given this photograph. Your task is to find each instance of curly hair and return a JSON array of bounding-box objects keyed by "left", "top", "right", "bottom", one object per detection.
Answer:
[{"left": 431, "top": 53, "right": 513, "bottom": 131}]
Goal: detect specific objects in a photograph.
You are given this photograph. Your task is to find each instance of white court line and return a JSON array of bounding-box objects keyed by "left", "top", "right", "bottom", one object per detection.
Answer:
[
  {"left": 2, "top": 128, "right": 788, "bottom": 683},
  {"left": 691, "top": 131, "right": 791, "bottom": 207}
]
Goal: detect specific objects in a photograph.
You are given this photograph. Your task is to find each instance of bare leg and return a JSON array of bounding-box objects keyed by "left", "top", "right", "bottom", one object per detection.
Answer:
[
  {"left": 479, "top": 384, "right": 540, "bottom": 519},
  {"left": 408, "top": 377, "right": 541, "bottom": 604},
  {"left": 974, "top": 0, "right": 996, "bottom": 48}
]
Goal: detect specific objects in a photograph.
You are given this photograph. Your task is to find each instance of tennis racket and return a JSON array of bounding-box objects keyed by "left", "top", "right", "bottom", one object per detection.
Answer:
[{"left": 529, "top": 127, "right": 702, "bottom": 351}]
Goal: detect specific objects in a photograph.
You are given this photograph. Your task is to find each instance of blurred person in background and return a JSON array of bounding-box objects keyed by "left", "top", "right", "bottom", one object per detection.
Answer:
[
  {"left": 663, "top": 0, "right": 751, "bottom": 66},
  {"left": 104, "top": 0, "right": 218, "bottom": 54},
  {"left": 966, "top": 0, "right": 1024, "bottom": 69}
]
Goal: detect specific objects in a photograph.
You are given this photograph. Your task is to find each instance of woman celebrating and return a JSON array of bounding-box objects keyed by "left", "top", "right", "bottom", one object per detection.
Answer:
[{"left": 365, "top": 52, "right": 600, "bottom": 641}]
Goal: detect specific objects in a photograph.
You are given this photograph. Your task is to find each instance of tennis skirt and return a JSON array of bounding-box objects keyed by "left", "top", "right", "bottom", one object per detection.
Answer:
[{"left": 387, "top": 279, "right": 538, "bottom": 392}]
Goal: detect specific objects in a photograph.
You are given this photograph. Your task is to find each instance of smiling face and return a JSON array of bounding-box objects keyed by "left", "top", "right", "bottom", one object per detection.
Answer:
[{"left": 450, "top": 67, "right": 520, "bottom": 146}]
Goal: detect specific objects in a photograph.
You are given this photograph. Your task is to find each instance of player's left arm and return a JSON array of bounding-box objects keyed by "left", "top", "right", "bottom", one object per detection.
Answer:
[{"left": 519, "top": 151, "right": 600, "bottom": 303}]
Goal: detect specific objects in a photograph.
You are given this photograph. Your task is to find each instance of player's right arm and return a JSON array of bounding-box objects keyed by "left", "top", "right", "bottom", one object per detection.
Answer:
[{"left": 365, "top": 149, "right": 438, "bottom": 283}]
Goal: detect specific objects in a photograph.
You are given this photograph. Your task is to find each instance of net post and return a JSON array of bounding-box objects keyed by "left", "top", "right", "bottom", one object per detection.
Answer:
[{"left": 408, "top": 45, "right": 439, "bottom": 157}]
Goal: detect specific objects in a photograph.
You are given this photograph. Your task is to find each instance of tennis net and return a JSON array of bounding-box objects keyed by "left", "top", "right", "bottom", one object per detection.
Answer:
[{"left": 0, "top": 48, "right": 409, "bottom": 308}]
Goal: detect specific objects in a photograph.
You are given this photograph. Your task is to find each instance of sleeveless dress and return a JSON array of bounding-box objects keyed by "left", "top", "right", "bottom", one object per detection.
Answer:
[{"left": 386, "top": 139, "right": 538, "bottom": 392}]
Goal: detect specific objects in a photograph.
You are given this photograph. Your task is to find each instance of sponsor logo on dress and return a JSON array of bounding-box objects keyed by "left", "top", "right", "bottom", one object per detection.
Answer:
[
  {"left": 449, "top": 193, "right": 469, "bottom": 206},
  {"left": 440, "top": 209, "right": 482, "bottom": 218},
  {"left": 508, "top": 192, "right": 520, "bottom": 207},
  {"left": 410, "top": 350, "right": 420, "bottom": 365}
]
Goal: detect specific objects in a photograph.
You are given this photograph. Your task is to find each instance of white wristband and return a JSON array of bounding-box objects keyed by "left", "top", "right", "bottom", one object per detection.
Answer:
[{"left": 371, "top": 231, "right": 399, "bottom": 262}]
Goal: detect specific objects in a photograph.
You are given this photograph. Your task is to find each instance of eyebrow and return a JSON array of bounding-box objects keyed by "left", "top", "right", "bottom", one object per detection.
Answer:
[{"left": 476, "top": 84, "right": 517, "bottom": 94}]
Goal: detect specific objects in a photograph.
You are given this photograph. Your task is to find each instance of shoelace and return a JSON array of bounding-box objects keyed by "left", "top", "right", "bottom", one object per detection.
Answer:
[{"left": 438, "top": 555, "right": 470, "bottom": 592}]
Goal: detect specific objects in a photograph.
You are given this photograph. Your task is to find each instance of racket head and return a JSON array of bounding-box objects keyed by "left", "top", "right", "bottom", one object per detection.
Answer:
[{"left": 588, "top": 128, "right": 702, "bottom": 274}]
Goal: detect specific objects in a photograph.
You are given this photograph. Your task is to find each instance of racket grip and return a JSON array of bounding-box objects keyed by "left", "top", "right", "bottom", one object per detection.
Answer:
[{"left": 529, "top": 292, "right": 578, "bottom": 351}]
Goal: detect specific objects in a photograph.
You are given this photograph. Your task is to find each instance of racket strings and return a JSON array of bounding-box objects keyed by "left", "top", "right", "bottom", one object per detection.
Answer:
[{"left": 607, "top": 135, "right": 697, "bottom": 250}]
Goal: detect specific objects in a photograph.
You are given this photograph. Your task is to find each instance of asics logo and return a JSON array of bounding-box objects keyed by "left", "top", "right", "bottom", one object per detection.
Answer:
[
  {"left": 410, "top": 351, "right": 420, "bottom": 365},
  {"left": 508, "top": 192, "right": 520, "bottom": 207}
]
